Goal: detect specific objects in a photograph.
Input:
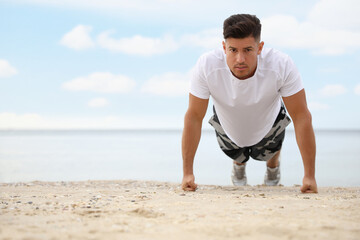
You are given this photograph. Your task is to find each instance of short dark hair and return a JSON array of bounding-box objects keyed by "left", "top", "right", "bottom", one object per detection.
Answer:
[{"left": 223, "top": 14, "right": 261, "bottom": 41}]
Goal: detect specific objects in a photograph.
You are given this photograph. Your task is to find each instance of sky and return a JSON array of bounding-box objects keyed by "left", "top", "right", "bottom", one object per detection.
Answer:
[{"left": 0, "top": 0, "right": 360, "bottom": 130}]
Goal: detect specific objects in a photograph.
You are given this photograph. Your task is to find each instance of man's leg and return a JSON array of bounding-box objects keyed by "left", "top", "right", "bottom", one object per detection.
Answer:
[
  {"left": 266, "top": 150, "right": 280, "bottom": 168},
  {"left": 208, "top": 106, "right": 249, "bottom": 185},
  {"left": 263, "top": 150, "right": 281, "bottom": 186},
  {"left": 234, "top": 161, "right": 246, "bottom": 166},
  {"left": 250, "top": 103, "right": 291, "bottom": 185}
]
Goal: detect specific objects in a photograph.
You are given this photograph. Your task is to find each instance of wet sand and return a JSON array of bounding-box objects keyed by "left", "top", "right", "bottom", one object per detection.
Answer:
[{"left": 1, "top": 180, "right": 359, "bottom": 240}]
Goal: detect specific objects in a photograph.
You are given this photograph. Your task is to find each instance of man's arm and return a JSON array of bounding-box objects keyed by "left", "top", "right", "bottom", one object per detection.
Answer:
[
  {"left": 181, "top": 94, "right": 209, "bottom": 191},
  {"left": 282, "top": 89, "right": 318, "bottom": 193}
]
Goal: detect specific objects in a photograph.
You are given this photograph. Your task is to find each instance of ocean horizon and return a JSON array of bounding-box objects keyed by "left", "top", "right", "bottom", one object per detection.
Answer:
[{"left": 0, "top": 129, "right": 359, "bottom": 187}]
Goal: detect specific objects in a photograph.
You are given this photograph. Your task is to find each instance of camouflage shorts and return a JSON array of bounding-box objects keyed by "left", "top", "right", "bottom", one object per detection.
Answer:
[{"left": 208, "top": 104, "right": 291, "bottom": 164}]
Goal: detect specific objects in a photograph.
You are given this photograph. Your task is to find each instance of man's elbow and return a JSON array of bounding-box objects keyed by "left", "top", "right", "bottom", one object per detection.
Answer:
[
  {"left": 184, "top": 110, "right": 204, "bottom": 127},
  {"left": 293, "top": 109, "right": 313, "bottom": 127},
  {"left": 185, "top": 109, "right": 203, "bottom": 121},
  {"left": 303, "top": 109, "right": 312, "bottom": 124}
]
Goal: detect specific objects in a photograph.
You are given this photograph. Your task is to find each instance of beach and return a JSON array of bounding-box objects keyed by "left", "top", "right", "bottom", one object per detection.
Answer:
[{"left": 1, "top": 180, "right": 359, "bottom": 240}]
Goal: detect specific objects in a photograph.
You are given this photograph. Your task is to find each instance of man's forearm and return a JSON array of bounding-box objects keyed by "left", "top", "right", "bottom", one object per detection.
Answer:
[
  {"left": 181, "top": 114, "right": 202, "bottom": 175},
  {"left": 282, "top": 90, "right": 317, "bottom": 193},
  {"left": 293, "top": 115, "right": 316, "bottom": 178}
]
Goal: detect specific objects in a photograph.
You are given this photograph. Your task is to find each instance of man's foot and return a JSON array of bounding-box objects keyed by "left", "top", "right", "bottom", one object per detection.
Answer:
[
  {"left": 231, "top": 162, "right": 247, "bottom": 186},
  {"left": 264, "top": 164, "right": 281, "bottom": 186}
]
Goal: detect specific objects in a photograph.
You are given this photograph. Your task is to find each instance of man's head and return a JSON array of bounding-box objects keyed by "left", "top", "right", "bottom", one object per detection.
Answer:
[
  {"left": 223, "top": 14, "right": 261, "bottom": 41},
  {"left": 222, "top": 14, "right": 264, "bottom": 80}
]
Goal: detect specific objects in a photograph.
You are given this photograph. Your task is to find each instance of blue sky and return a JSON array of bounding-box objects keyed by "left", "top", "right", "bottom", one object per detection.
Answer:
[{"left": 0, "top": 0, "right": 359, "bottom": 130}]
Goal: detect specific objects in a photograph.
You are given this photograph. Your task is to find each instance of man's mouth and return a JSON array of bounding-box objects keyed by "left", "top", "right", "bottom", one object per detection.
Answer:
[{"left": 235, "top": 65, "right": 247, "bottom": 70}]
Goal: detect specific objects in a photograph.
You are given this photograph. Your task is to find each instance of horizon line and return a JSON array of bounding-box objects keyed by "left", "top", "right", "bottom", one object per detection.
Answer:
[{"left": 0, "top": 128, "right": 359, "bottom": 132}]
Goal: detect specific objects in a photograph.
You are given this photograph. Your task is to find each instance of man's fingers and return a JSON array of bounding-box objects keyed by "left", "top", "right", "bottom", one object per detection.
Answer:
[
  {"left": 302, "top": 189, "right": 316, "bottom": 193},
  {"left": 300, "top": 185, "right": 308, "bottom": 193},
  {"left": 300, "top": 185, "right": 318, "bottom": 194},
  {"left": 183, "top": 186, "right": 196, "bottom": 191},
  {"left": 301, "top": 186, "right": 310, "bottom": 193},
  {"left": 182, "top": 183, "right": 197, "bottom": 191}
]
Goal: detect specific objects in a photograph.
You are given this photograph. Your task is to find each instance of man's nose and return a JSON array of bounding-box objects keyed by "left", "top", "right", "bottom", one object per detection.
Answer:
[{"left": 236, "top": 52, "right": 245, "bottom": 63}]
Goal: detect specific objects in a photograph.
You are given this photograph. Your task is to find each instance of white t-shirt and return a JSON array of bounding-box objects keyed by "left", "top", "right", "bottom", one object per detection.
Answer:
[{"left": 190, "top": 47, "right": 303, "bottom": 147}]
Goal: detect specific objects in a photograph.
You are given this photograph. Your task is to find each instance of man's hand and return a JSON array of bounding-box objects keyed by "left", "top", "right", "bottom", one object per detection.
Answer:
[
  {"left": 300, "top": 176, "right": 318, "bottom": 193},
  {"left": 182, "top": 174, "right": 197, "bottom": 191}
]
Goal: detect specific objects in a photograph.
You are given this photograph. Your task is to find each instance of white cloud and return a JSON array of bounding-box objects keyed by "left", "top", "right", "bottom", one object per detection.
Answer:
[
  {"left": 0, "top": 112, "right": 183, "bottom": 129},
  {"left": 97, "top": 31, "right": 179, "bottom": 56},
  {"left": 262, "top": 15, "right": 360, "bottom": 55},
  {"left": 0, "top": 112, "right": 44, "bottom": 129},
  {"left": 319, "top": 84, "right": 347, "bottom": 97},
  {"left": 59, "top": 26, "right": 221, "bottom": 56},
  {"left": 0, "top": 112, "right": 115, "bottom": 129},
  {"left": 0, "top": 59, "right": 17, "bottom": 78},
  {"left": 308, "top": 0, "right": 360, "bottom": 32},
  {"left": 88, "top": 98, "right": 109, "bottom": 107},
  {"left": 262, "top": 0, "right": 360, "bottom": 55},
  {"left": 355, "top": 84, "right": 360, "bottom": 95},
  {"left": 96, "top": 28, "right": 223, "bottom": 55},
  {"left": 308, "top": 102, "right": 330, "bottom": 111},
  {"left": 60, "top": 25, "right": 95, "bottom": 50},
  {"left": 62, "top": 72, "right": 136, "bottom": 93},
  {"left": 0, "top": 112, "right": 124, "bottom": 129},
  {"left": 141, "top": 72, "right": 190, "bottom": 96},
  {"left": 181, "top": 28, "right": 222, "bottom": 50}
]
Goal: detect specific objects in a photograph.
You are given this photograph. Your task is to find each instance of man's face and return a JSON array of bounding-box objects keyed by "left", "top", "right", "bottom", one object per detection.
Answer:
[{"left": 222, "top": 37, "right": 264, "bottom": 80}]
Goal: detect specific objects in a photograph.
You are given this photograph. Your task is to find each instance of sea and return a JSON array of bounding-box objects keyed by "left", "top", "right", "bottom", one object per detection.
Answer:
[{"left": 0, "top": 129, "right": 359, "bottom": 187}]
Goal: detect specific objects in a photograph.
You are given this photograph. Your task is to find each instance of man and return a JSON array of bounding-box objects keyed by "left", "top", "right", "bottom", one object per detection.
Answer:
[{"left": 181, "top": 14, "right": 317, "bottom": 193}]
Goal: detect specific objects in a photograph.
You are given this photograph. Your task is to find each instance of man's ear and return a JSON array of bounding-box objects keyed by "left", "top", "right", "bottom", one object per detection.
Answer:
[
  {"left": 257, "top": 41, "right": 264, "bottom": 55},
  {"left": 222, "top": 40, "right": 226, "bottom": 54}
]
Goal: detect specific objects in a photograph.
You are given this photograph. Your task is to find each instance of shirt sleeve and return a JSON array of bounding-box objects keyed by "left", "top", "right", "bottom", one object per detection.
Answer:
[
  {"left": 189, "top": 57, "right": 210, "bottom": 99},
  {"left": 279, "top": 57, "right": 304, "bottom": 97}
]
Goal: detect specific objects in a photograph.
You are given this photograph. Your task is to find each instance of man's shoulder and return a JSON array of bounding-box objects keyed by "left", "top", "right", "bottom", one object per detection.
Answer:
[
  {"left": 261, "top": 47, "right": 291, "bottom": 62},
  {"left": 198, "top": 48, "right": 225, "bottom": 66},
  {"left": 194, "top": 48, "right": 228, "bottom": 79},
  {"left": 259, "top": 47, "right": 295, "bottom": 73}
]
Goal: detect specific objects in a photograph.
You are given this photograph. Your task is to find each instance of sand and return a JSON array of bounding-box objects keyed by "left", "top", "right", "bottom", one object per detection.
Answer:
[{"left": 0, "top": 180, "right": 359, "bottom": 240}]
